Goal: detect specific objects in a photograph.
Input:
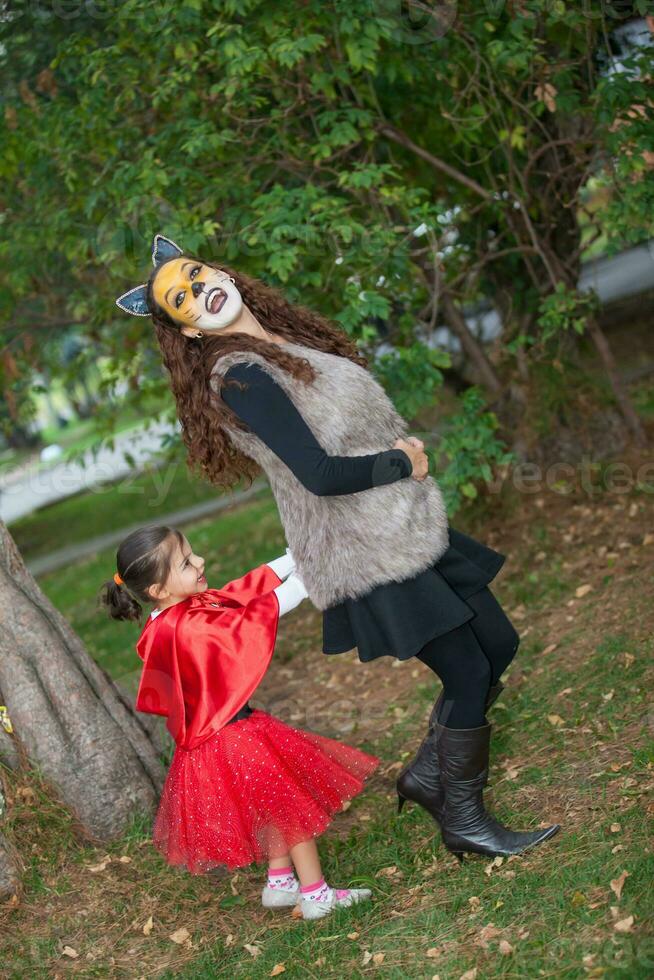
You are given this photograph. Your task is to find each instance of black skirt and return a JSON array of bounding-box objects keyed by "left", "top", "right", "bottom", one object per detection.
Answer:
[{"left": 322, "top": 526, "right": 506, "bottom": 662}]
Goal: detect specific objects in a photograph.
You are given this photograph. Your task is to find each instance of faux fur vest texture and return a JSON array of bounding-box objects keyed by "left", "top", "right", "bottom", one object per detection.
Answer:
[{"left": 210, "top": 341, "right": 449, "bottom": 610}]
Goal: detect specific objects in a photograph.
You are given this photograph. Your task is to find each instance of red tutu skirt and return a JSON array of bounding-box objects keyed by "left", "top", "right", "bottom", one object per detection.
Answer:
[{"left": 152, "top": 710, "right": 380, "bottom": 874}]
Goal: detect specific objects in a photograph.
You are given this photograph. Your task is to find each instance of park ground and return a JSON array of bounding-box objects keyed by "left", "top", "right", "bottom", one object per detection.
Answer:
[{"left": 1, "top": 437, "right": 653, "bottom": 979}]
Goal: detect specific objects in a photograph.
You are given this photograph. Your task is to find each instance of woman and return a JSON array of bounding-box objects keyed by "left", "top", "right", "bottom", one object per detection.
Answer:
[{"left": 116, "top": 234, "right": 559, "bottom": 859}]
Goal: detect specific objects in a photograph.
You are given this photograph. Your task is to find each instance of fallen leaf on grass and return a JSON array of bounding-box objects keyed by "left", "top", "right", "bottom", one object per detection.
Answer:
[
  {"left": 468, "top": 896, "right": 480, "bottom": 909},
  {"left": 460, "top": 969, "right": 478, "bottom": 980},
  {"left": 547, "top": 714, "right": 565, "bottom": 727},
  {"left": 610, "top": 870, "right": 630, "bottom": 901},
  {"left": 614, "top": 915, "right": 634, "bottom": 933},
  {"left": 314, "top": 958, "right": 326, "bottom": 966},
  {"left": 142, "top": 916, "right": 154, "bottom": 936},
  {"left": 484, "top": 857, "right": 503, "bottom": 876},
  {"left": 61, "top": 947, "right": 78, "bottom": 959},
  {"left": 169, "top": 928, "right": 191, "bottom": 945},
  {"left": 225, "top": 934, "right": 234, "bottom": 947},
  {"left": 376, "top": 865, "right": 397, "bottom": 877},
  {"left": 244, "top": 943, "right": 262, "bottom": 957},
  {"left": 118, "top": 855, "right": 132, "bottom": 864},
  {"left": 499, "top": 939, "right": 514, "bottom": 955},
  {"left": 610, "top": 823, "right": 621, "bottom": 833},
  {"left": 575, "top": 584, "right": 593, "bottom": 598},
  {"left": 372, "top": 953, "right": 385, "bottom": 965},
  {"left": 347, "top": 932, "right": 360, "bottom": 940},
  {"left": 426, "top": 947, "right": 442, "bottom": 958},
  {"left": 88, "top": 856, "right": 112, "bottom": 873},
  {"left": 270, "top": 965, "right": 285, "bottom": 976},
  {"left": 542, "top": 643, "right": 558, "bottom": 655}
]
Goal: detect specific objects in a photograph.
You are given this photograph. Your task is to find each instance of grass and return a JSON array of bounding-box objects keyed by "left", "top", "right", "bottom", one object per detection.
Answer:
[
  {"left": 1, "top": 459, "right": 653, "bottom": 979},
  {"left": 8, "top": 462, "right": 236, "bottom": 562}
]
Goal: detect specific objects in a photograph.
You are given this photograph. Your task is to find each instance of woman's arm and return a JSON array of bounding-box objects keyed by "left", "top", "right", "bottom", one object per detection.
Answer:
[{"left": 220, "top": 362, "right": 412, "bottom": 496}]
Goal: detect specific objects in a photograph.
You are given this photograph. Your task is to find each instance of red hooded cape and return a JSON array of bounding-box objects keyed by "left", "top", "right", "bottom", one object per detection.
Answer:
[{"left": 135, "top": 564, "right": 282, "bottom": 750}]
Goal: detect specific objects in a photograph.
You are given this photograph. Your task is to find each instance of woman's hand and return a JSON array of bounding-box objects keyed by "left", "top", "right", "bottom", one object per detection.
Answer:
[{"left": 394, "top": 437, "right": 429, "bottom": 481}]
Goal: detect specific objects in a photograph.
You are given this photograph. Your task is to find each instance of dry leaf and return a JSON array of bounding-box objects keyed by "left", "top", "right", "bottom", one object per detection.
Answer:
[
  {"left": 376, "top": 865, "right": 397, "bottom": 877},
  {"left": 118, "top": 855, "right": 132, "bottom": 864},
  {"left": 602, "top": 690, "right": 614, "bottom": 701},
  {"left": 614, "top": 915, "right": 634, "bottom": 933},
  {"left": 612, "top": 845, "right": 624, "bottom": 854},
  {"left": 427, "top": 946, "right": 442, "bottom": 957},
  {"left": 547, "top": 714, "right": 565, "bottom": 727},
  {"left": 372, "top": 953, "right": 385, "bottom": 965},
  {"left": 244, "top": 943, "right": 262, "bottom": 957},
  {"left": 270, "top": 966, "right": 285, "bottom": 976},
  {"left": 610, "top": 823, "right": 621, "bottom": 833},
  {"left": 575, "top": 584, "right": 592, "bottom": 598},
  {"left": 314, "top": 957, "right": 326, "bottom": 967},
  {"left": 468, "top": 896, "right": 481, "bottom": 909},
  {"left": 499, "top": 939, "right": 514, "bottom": 955},
  {"left": 460, "top": 969, "right": 478, "bottom": 980},
  {"left": 88, "top": 856, "right": 111, "bottom": 873},
  {"left": 142, "top": 916, "right": 154, "bottom": 936},
  {"left": 535, "top": 81, "right": 557, "bottom": 111},
  {"left": 362, "top": 950, "right": 373, "bottom": 965},
  {"left": 225, "top": 934, "right": 234, "bottom": 947},
  {"left": 542, "top": 643, "right": 558, "bottom": 655},
  {"left": 347, "top": 932, "right": 360, "bottom": 940},
  {"left": 610, "top": 870, "right": 630, "bottom": 901},
  {"left": 169, "top": 928, "right": 191, "bottom": 945},
  {"left": 61, "top": 947, "right": 78, "bottom": 959},
  {"left": 484, "top": 857, "right": 503, "bottom": 876}
]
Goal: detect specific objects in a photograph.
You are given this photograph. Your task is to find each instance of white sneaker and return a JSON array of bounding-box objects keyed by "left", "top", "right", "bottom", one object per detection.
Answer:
[
  {"left": 300, "top": 886, "right": 372, "bottom": 921},
  {"left": 261, "top": 882, "right": 300, "bottom": 909}
]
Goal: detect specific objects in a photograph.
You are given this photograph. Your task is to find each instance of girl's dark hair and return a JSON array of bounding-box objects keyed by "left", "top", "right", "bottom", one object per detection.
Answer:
[
  {"left": 146, "top": 257, "right": 368, "bottom": 490},
  {"left": 99, "top": 525, "right": 183, "bottom": 622}
]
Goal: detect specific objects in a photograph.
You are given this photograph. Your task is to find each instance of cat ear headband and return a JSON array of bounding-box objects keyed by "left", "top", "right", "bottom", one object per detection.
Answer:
[{"left": 115, "top": 234, "right": 183, "bottom": 317}]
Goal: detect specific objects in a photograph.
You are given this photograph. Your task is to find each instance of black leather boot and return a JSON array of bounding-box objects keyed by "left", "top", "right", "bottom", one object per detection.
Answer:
[
  {"left": 396, "top": 681, "right": 505, "bottom": 824},
  {"left": 435, "top": 721, "right": 560, "bottom": 859}
]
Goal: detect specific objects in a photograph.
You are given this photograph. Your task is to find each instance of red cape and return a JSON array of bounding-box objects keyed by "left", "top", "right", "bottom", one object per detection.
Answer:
[{"left": 135, "top": 564, "right": 282, "bottom": 750}]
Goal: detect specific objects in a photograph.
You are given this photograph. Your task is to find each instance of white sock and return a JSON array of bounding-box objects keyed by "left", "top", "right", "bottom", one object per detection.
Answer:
[
  {"left": 300, "top": 878, "right": 335, "bottom": 902},
  {"left": 267, "top": 866, "right": 298, "bottom": 892}
]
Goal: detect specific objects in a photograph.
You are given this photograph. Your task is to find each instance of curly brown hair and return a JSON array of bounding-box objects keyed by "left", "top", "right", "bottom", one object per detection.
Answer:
[{"left": 148, "top": 258, "right": 367, "bottom": 489}]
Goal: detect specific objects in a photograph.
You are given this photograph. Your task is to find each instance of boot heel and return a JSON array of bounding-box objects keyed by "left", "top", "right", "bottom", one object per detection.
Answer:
[{"left": 397, "top": 794, "right": 408, "bottom": 814}]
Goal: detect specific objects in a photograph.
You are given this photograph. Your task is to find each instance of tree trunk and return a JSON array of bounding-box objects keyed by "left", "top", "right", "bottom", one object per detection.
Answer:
[
  {"left": 0, "top": 521, "right": 165, "bottom": 844},
  {"left": 585, "top": 315, "right": 647, "bottom": 447},
  {"left": 440, "top": 290, "right": 503, "bottom": 394},
  {"left": 0, "top": 778, "right": 21, "bottom": 899}
]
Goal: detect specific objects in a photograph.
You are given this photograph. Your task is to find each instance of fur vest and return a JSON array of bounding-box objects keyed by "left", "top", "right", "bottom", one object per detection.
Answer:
[{"left": 210, "top": 341, "right": 449, "bottom": 610}]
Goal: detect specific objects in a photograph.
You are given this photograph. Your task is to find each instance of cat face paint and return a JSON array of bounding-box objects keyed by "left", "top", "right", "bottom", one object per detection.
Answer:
[{"left": 152, "top": 258, "right": 243, "bottom": 333}]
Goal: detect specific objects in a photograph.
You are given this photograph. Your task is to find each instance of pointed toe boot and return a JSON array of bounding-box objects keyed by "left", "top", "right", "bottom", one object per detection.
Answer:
[
  {"left": 435, "top": 721, "right": 560, "bottom": 859},
  {"left": 396, "top": 681, "right": 505, "bottom": 825}
]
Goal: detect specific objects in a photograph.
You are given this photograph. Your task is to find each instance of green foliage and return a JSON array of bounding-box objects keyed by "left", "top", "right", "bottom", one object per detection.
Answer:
[
  {"left": 536, "top": 283, "right": 601, "bottom": 344},
  {"left": 0, "top": 0, "right": 651, "bottom": 506},
  {"left": 374, "top": 342, "right": 450, "bottom": 420},
  {"left": 436, "top": 388, "right": 514, "bottom": 514}
]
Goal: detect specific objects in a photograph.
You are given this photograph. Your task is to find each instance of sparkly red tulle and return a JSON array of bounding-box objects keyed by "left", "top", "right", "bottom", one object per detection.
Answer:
[{"left": 152, "top": 710, "right": 380, "bottom": 874}]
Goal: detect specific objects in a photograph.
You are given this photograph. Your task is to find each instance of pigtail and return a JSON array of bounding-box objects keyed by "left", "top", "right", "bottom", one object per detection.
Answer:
[{"left": 99, "top": 580, "right": 143, "bottom": 622}]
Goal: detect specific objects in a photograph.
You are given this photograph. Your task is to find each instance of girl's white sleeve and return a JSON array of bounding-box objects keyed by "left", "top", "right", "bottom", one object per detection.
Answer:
[
  {"left": 266, "top": 548, "right": 296, "bottom": 581},
  {"left": 274, "top": 571, "right": 308, "bottom": 616}
]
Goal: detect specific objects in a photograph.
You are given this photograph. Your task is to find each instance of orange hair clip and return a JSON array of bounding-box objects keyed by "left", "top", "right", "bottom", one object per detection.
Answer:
[{"left": 113, "top": 572, "right": 124, "bottom": 586}]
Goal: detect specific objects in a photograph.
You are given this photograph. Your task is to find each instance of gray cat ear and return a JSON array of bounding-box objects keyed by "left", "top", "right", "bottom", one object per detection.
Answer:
[
  {"left": 152, "top": 234, "right": 183, "bottom": 267},
  {"left": 115, "top": 284, "right": 150, "bottom": 317}
]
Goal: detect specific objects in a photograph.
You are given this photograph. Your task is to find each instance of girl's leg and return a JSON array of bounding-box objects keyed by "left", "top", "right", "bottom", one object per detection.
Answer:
[
  {"left": 288, "top": 838, "right": 322, "bottom": 888},
  {"left": 269, "top": 854, "right": 293, "bottom": 871}
]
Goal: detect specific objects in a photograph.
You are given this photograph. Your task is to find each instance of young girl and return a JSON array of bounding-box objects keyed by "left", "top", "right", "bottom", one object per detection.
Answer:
[{"left": 100, "top": 524, "right": 378, "bottom": 920}]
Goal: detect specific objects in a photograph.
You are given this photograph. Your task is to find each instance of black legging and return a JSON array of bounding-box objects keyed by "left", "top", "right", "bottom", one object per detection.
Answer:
[{"left": 416, "top": 587, "right": 520, "bottom": 729}]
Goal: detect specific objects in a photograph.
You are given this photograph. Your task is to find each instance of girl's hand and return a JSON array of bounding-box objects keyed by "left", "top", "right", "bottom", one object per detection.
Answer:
[{"left": 394, "top": 437, "right": 429, "bottom": 481}]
